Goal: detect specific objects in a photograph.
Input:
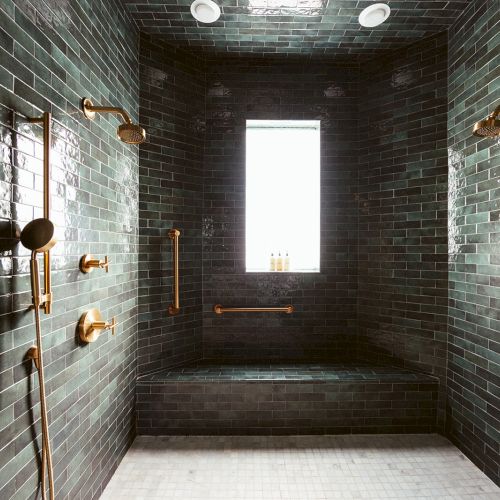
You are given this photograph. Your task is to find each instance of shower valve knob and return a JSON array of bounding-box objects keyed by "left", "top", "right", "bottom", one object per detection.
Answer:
[
  {"left": 80, "top": 254, "right": 109, "bottom": 273},
  {"left": 78, "top": 309, "right": 117, "bottom": 343}
]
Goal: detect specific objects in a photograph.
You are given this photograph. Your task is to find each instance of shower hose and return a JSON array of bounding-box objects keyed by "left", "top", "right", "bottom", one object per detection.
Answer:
[{"left": 33, "top": 301, "right": 55, "bottom": 500}]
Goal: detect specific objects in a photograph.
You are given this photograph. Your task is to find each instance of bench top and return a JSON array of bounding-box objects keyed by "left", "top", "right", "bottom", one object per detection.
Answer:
[{"left": 139, "top": 362, "right": 438, "bottom": 384}]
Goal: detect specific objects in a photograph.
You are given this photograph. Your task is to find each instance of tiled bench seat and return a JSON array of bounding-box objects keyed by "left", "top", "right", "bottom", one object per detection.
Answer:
[{"left": 136, "top": 363, "right": 439, "bottom": 435}]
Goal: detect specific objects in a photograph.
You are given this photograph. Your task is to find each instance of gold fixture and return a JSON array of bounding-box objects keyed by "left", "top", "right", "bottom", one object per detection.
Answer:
[
  {"left": 80, "top": 254, "right": 109, "bottom": 273},
  {"left": 28, "top": 112, "right": 53, "bottom": 314},
  {"left": 81, "top": 97, "right": 146, "bottom": 144},
  {"left": 27, "top": 346, "right": 40, "bottom": 370},
  {"left": 21, "top": 218, "right": 57, "bottom": 311},
  {"left": 473, "top": 105, "right": 500, "bottom": 137},
  {"left": 21, "top": 217, "right": 57, "bottom": 500},
  {"left": 78, "top": 308, "right": 117, "bottom": 343},
  {"left": 168, "top": 229, "right": 181, "bottom": 315},
  {"left": 214, "top": 304, "right": 295, "bottom": 315}
]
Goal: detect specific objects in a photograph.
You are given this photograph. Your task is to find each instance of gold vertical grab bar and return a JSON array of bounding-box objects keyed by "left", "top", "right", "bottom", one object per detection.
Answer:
[
  {"left": 168, "top": 229, "right": 181, "bottom": 315},
  {"left": 29, "top": 112, "right": 52, "bottom": 314},
  {"left": 214, "top": 305, "right": 294, "bottom": 315}
]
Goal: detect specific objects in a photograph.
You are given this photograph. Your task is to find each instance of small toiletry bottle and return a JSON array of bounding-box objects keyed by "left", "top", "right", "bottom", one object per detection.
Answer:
[
  {"left": 284, "top": 252, "right": 290, "bottom": 272},
  {"left": 270, "top": 253, "right": 276, "bottom": 272},
  {"left": 276, "top": 252, "right": 283, "bottom": 272}
]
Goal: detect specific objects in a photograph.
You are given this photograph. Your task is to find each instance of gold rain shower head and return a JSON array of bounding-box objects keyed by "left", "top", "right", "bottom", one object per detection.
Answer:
[
  {"left": 473, "top": 105, "right": 500, "bottom": 138},
  {"left": 81, "top": 98, "right": 146, "bottom": 144}
]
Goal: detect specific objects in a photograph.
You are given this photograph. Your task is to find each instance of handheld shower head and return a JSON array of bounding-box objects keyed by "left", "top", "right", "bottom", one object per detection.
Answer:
[
  {"left": 473, "top": 105, "right": 500, "bottom": 138},
  {"left": 22, "top": 217, "right": 57, "bottom": 500},
  {"left": 21, "top": 218, "right": 57, "bottom": 253},
  {"left": 81, "top": 98, "right": 146, "bottom": 144}
]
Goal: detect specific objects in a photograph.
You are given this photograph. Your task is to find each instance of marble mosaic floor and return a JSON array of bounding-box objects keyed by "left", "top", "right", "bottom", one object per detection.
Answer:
[{"left": 101, "top": 434, "right": 499, "bottom": 499}]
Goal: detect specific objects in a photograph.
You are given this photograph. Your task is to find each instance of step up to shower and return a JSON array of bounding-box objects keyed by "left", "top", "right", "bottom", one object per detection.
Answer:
[{"left": 136, "top": 363, "right": 439, "bottom": 435}]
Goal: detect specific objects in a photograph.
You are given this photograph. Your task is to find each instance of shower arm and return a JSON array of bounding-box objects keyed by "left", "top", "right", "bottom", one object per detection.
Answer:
[{"left": 82, "top": 100, "right": 133, "bottom": 124}]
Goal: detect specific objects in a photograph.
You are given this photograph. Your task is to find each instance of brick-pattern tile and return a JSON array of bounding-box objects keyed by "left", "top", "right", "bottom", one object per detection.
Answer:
[
  {"left": 357, "top": 32, "right": 449, "bottom": 428},
  {"left": 202, "top": 57, "right": 359, "bottom": 361},
  {"left": 137, "top": 375, "right": 439, "bottom": 435},
  {"left": 139, "top": 362, "right": 438, "bottom": 382},
  {"left": 0, "top": 0, "right": 139, "bottom": 498},
  {"left": 447, "top": 0, "right": 500, "bottom": 486},
  {"left": 122, "top": 0, "right": 469, "bottom": 58},
  {"left": 138, "top": 34, "right": 205, "bottom": 374}
]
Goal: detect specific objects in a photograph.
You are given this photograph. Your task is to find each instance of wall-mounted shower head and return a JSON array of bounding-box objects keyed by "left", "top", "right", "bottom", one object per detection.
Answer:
[
  {"left": 473, "top": 105, "right": 500, "bottom": 138},
  {"left": 81, "top": 98, "right": 146, "bottom": 144},
  {"left": 21, "top": 218, "right": 56, "bottom": 253},
  {"left": 117, "top": 123, "right": 146, "bottom": 144}
]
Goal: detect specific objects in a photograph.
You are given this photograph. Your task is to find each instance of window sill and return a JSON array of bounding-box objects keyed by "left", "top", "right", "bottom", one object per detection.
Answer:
[{"left": 245, "top": 270, "right": 320, "bottom": 273}]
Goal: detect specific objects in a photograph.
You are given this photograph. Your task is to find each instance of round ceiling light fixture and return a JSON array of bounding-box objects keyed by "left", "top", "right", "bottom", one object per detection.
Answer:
[
  {"left": 190, "top": 0, "right": 221, "bottom": 23},
  {"left": 359, "top": 3, "right": 391, "bottom": 28}
]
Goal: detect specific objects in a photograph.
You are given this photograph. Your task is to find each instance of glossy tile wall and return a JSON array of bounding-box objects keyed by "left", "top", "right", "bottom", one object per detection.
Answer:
[
  {"left": 0, "top": 0, "right": 139, "bottom": 498},
  {"left": 202, "top": 57, "right": 359, "bottom": 361},
  {"left": 447, "top": 0, "right": 500, "bottom": 484},
  {"left": 357, "top": 32, "right": 449, "bottom": 427},
  {"left": 137, "top": 34, "right": 205, "bottom": 375},
  {"left": 122, "top": 0, "right": 470, "bottom": 58}
]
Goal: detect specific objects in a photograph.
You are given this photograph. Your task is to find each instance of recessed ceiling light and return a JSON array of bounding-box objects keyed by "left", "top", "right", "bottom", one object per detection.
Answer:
[
  {"left": 190, "top": 0, "right": 221, "bottom": 23},
  {"left": 359, "top": 3, "right": 391, "bottom": 28}
]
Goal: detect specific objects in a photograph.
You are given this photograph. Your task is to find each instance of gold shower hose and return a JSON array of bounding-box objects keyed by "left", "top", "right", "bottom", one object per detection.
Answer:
[{"left": 31, "top": 256, "right": 55, "bottom": 500}]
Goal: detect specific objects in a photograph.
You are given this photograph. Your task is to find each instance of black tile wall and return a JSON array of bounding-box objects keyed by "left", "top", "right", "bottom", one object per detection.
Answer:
[
  {"left": 202, "top": 57, "right": 359, "bottom": 362},
  {"left": 137, "top": 34, "right": 205, "bottom": 375},
  {"left": 357, "top": 32, "right": 449, "bottom": 428},
  {"left": 137, "top": 377, "right": 439, "bottom": 436},
  {"left": 447, "top": 0, "right": 500, "bottom": 485},
  {"left": 0, "top": 0, "right": 139, "bottom": 498}
]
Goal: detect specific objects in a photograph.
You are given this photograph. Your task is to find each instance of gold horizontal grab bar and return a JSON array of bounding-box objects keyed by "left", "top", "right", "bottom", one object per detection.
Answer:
[
  {"left": 214, "top": 304, "right": 294, "bottom": 315},
  {"left": 168, "top": 229, "right": 181, "bottom": 315}
]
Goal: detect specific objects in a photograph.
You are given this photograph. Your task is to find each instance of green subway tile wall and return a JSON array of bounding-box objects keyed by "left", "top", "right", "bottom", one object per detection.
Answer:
[
  {"left": 357, "top": 32, "right": 449, "bottom": 429},
  {"left": 1, "top": 0, "right": 499, "bottom": 495},
  {"left": 0, "top": 0, "right": 139, "bottom": 498},
  {"left": 137, "top": 34, "right": 205, "bottom": 374},
  {"left": 447, "top": 0, "right": 500, "bottom": 485}
]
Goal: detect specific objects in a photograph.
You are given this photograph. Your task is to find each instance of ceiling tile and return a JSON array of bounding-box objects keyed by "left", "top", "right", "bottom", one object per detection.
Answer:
[{"left": 122, "top": 0, "right": 468, "bottom": 57}]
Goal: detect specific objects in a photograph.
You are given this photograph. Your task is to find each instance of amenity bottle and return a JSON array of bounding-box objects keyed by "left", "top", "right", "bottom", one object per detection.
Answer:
[
  {"left": 276, "top": 252, "right": 283, "bottom": 272},
  {"left": 270, "top": 253, "right": 276, "bottom": 272},
  {"left": 284, "top": 252, "right": 290, "bottom": 271}
]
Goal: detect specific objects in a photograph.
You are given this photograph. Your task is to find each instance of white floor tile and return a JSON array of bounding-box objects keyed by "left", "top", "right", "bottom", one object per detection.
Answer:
[{"left": 101, "top": 434, "right": 499, "bottom": 499}]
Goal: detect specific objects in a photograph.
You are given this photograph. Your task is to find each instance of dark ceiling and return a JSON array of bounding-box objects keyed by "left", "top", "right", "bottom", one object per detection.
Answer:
[{"left": 122, "top": 0, "right": 468, "bottom": 57}]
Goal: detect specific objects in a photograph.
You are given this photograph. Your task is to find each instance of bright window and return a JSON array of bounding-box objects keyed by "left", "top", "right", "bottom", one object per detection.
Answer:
[{"left": 246, "top": 120, "right": 320, "bottom": 272}]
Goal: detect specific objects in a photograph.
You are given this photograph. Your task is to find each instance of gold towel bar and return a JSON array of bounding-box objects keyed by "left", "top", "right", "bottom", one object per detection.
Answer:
[
  {"left": 214, "top": 304, "right": 294, "bottom": 315},
  {"left": 168, "top": 229, "right": 181, "bottom": 315}
]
